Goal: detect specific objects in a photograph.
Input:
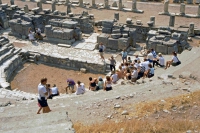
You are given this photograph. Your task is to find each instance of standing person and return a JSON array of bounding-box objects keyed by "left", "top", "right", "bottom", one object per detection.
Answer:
[
  {"left": 108, "top": 56, "right": 116, "bottom": 72},
  {"left": 121, "top": 49, "right": 128, "bottom": 63},
  {"left": 66, "top": 79, "right": 75, "bottom": 93},
  {"left": 151, "top": 48, "right": 157, "bottom": 58},
  {"left": 99, "top": 42, "right": 105, "bottom": 61},
  {"left": 50, "top": 84, "right": 60, "bottom": 98},
  {"left": 165, "top": 51, "right": 181, "bottom": 69},
  {"left": 143, "top": 64, "right": 154, "bottom": 78},
  {"left": 75, "top": 81, "right": 85, "bottom": 95},
  {"left": 153, "top": 53, "right": 165, "bottom": 67},
  {"left": 37, "top": 77, "right": 51, "bottom": 114},
  {"left": 104, "top": 76, "right": 112, "bottom": 91}
]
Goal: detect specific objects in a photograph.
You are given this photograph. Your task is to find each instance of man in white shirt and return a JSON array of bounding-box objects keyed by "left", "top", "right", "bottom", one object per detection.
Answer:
[
  {"left": 75, "top": 81, "right": 85, "bottom": 95},
  {"left": 37, "top": 78, "right": 51, "bottom": 114},
  {"left": 141, "top": 59, "right": 150, "bottom": 71},
  {"left": 147, "top": 50, "right": 154, "bottom": 63}
]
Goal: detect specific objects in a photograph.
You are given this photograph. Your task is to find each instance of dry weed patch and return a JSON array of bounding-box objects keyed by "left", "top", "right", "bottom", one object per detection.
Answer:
[{"left": 74, "top": 91, "right": 200, "bottom": 132}]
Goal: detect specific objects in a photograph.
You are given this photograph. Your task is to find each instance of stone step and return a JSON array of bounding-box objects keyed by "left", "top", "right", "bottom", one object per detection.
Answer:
[
  {"left": 27, "top": 59, "right": 35, "bottom": 62},
  {"left": 58, "top": 43, "right": 71, "bottom": 48},
  {"left": 0, "top": 111, "right": 74, "bottom": 133},
  {"left": 0, "top": 48, "right": 15, "bottom": 65}
]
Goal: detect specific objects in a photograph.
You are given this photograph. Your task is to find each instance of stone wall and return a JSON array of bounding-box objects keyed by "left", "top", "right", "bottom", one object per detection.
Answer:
[
  {"left": 146, "top": 26, "right": 189, "bottom": 54},
  {"left": 26, "top": 51, "right": 106, "bottom": 74},
  {"left": 0, "top": 9, "right": 9, "bottom": 28}
]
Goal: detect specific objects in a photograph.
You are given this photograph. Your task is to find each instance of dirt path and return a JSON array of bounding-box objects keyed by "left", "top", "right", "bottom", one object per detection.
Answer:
[{"left": 10, "top": 63, "right": 105, "bottom": 94}]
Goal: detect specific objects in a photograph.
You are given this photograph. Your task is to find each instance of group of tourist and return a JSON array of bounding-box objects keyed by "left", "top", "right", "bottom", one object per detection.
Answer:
[{"left": 28, "top": 27, "right": 44, "bottom": 42}]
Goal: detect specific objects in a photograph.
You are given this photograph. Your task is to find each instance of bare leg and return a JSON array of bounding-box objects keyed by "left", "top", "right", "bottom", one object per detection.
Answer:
[{"left": 37, "top": 107, "right": 42, "bottom": 114}]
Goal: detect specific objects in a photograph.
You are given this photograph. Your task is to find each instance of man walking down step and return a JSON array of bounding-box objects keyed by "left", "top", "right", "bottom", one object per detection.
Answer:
[{"left": 37, "top": 77, "right": 51, "bottom": 114}]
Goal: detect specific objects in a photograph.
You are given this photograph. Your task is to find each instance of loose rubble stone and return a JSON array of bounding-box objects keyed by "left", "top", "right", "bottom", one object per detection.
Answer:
[
  {"left": 114, "top": 104, "right": 121, "bottom": 108},
  {"left": 116, "top": 96, "right": 120, "bottom": 99},
  {"left": 121, "top": 110, "right": 129, "bottom": 115},
  {"left": 129, "top": 94, "right": 134, "bottom": 98}
]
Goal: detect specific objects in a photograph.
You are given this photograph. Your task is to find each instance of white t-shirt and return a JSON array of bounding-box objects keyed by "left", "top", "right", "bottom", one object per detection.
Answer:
[
  {"left": 38, "top": 83, "right": 47, "bottom": 99},
  {"left": 112, "top": 74, "right": 118, "bottom": 82},
  {"left": 147, "top": 53, "right": 154, "bottom": 60},
  {"left": 135, "top": 57, "right": 140, "bottom": 62},
  {"left": 131, "top": 70, "right": 138, "bottom": 78},
  {"left": 75, "top": 83, "right": 85, "bottom": 95},
  {"left": 172, "top": 56, "right": 178, "bottom": 63},
  {"left": 28, "top": 32, "right": 34, "bottom": 40},
  {"left": 141, "top": 61, "right": 150, "bottom": 71},
  {"left": 99, "top": 45, "right": 105, "bottom": 52},
  {"left": 51, "top": 87, "right": 58, "bottom": 95},
  {"left": 159, "top": 57, "right": 165, "bottom": 66},
  {"left": 134, "top": 63, "right": 139, "bottom": 68}
]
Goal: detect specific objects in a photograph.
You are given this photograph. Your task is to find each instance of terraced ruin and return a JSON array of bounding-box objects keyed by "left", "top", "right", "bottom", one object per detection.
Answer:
[{"left": 0, "top": 0, "right": 200, "bottom": 132}]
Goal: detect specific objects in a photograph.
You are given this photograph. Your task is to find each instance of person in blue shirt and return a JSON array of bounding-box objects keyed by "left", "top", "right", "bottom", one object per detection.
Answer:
[{"left": 121, "top": 49, "right": 128, "bottom": 63}]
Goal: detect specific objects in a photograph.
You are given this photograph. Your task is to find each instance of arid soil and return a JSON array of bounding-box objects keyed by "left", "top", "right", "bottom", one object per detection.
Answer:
[{"left": 10, "top": 63, "right": 105, "bottom": 94}]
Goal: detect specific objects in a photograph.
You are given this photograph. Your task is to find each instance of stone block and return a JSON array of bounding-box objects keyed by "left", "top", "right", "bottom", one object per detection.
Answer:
[
  {"left": 63, "top": 29, "right": 74, "bottom": 40},
  {"left": 111, "top": 33, "right": 122, "bottom": 39},
  {"left": 156, "top": 44, "right": 168, "bottom": 54},
  {"left": 53, "top": 29, "right": 63, "bottom": 39},
  {"left": 112, "top": 29, "right": 121, "bottom": 34},
  {"left": 80, "top": 68, "right": 87, "bottom": 73},
  {"left": 102, "top": 27, "right": 112, "bottom": 34},
  {"left": 62, "top": 21, "right": 78, "bottom": 29},
  {"left": 168, "top": 45, "right": 178, "bottom": 54},
  {"left": 58, "top": 44, "right": 71, "bottom": 48},
  {"left": 118, "top": 38, "right": 130, "bottom": 50},
  {"left": 108, "top": 38, "right": 118, "bottom": 49},
  {"left": 97, "top": 33, "right": 110, "bottom": 45},
  {"left": 102, "top": 20, "right": 114, "bottom": 28}
]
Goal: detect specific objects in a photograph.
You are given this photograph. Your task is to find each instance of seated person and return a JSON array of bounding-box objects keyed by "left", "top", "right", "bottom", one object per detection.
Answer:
[
  {"left": 147, "top": 50, "right": 154, "bottom": 63},
  {"left": 143, "top": 64, "right": 154, "bottom": 79},
  {"left": 111, "top": 71, "right": 118, "bottom": 83},
  {"left": 153, "top": 53, "right": 165, "bottom": 67},
  {"left": 89, "top": 77, "right": 97, "bottom": 91},
  {"left": 104, "top": 76, "right": 112, "bottom": 91},
  {"left": 75, "top": 81, "right": 85, "bottom": 95},
  {"left": 165, "top": 51, "right": 181, "bottom": 69},
  {"left": 28, "top": 30, "right": 35, "bottom": 42},
  {"left": 137, "top": 63, "right": 145, "bottom": 79},
  {"left": 127, "top": 57, "right": 132, "bottom": 63},
  {"left": 135, "top": 55, "right": 140, "bottom": 62},
  {"left": 125, "top": 68, "right": 131, "bottom": 80},
  {"left": 131, "top": 67, "right": 138, "bottom": 82},
  {"left": 96, "top": 77, "right": 104, "bottom": 90},
  {"left": 66, "top": 79, "right": 75, "bottom": 93},
  {"left": 50, "top": 84, "right": 60, "bottom": 98},
  {"left": 35, "top": 28, "right": 43, "bottom": 40}
]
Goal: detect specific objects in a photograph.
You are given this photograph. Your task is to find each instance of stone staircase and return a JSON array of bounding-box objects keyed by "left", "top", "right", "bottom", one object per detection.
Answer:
[{"left": 0, "top": 36, "right": 22, "bottom": 89}]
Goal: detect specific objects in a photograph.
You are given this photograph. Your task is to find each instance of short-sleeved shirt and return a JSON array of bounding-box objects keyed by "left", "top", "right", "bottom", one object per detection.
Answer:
[
  {"left": 110, "top": 59, "right": 116, "bottom": 65},
  {"left": 152, "top": 51, "right": 157, "bottom": 58},
  {"left": 99, "top": 45, "right": 105, "bottom": 52},
  {"left": 149, "top": 68, "right": 154, "bottom": 74},
  {"left": 159, "top": 57, "right": 165, "bottom": 66},
  {"left": 28, "top": 32, "right": 34, "bottom": 40},
  {"left": 38, "top": 83, "right": 47, "bottom": 99},
  {"left": 67, "top": 79, "right": 75, "bottom": 85},
  {"left": 51, "top": 87, "right": 58, "bottom": 95},
  {"left": 112, "top": 74, "right": 118, "bottom": 82},
  {"left": 97, "top": 81, "right": 104, "bottom": 89},
  {"left": 172, "top": 56, "right": 178, "bottom": 63},
  {"left": 121, "top": 51, "right": 127, "bottom": 57},
  {"left": 141, "top": 61, "right": 150, "bottom": 71},
  {"left": 147, "top": 53, "right": 154, "bottom": 60},
  {"left": 75, "top": 83, "right": 85, "bottom": 95},
  {"left": 131, "top": 70, "right": 138, "bottom": 78}
]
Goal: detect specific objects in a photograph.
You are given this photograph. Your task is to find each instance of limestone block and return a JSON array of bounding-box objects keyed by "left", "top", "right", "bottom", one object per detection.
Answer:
[
  {"left": 112, "top": 29, "right": 121, "bottom": 34},
  {"left": 80, "top": 68, "right": 87, "bottom": 73},
  {"left": 63, "top": 29, "right": 74, "bottom": 40},
  {"left": 186, "top": 0, "right": 193, "bottom": 4},
  {"left": 1, "top": 3, "right": 8, "bottom": 10},
  {"left": 196, "top": 0, "right": 200, "bottom": 3},
  {"left": 122, "top": 27, "right": 130, "bottom": 34},
  {"left": 118, "top": 37, "right": 130, "bottom": 50},
  {"left": 111, "top": 33, "right": 122, "bottom": 39},
  {"left": 168, "top": 45, "right": 178, "bottom": 54},
  {"left": 108, "top": 38, "right": 118, "bottom": 49},
  {"left": 53, "top": 29, "right": 63, "bottom": 39},
  {"left": 171, "top": 32, "right": 181, "bottom": 41},
  {"left": 156, "top": 44, "right": 168, "bottom": 54},
  {"left": 62, "top": 21, "right": 78, "bottom": 29},
  {"left": 102, "top": 27, "right": 112, "bottom": 34},
  {"left": 102, "top": 20, "right": 114, "bottom": 28},
  {"left": 97, "top": 33, "right": 109, "bottom": 45},
  {"left": 126, "top": 18, "right": 132, "bottom": 24}
]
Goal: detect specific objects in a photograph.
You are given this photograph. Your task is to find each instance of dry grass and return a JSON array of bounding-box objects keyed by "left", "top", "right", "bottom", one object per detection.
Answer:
[
  {"left": 74, "top": 91, "right": 200, "bottom": 132},
  {"left": 135, "top": 90, "right": 200, "bottom": 117},
  {"left": 74, "top": 119, "right": 200, "bottom": 133}
]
